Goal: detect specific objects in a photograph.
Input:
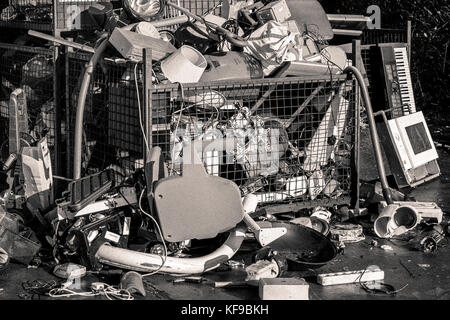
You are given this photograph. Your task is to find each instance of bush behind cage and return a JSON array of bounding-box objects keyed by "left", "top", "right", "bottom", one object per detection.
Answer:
[
  {"left": 0, "top": 42, "right": 58, "bottom": 170},
  {"left": 66, "top": 51, "right": 357, "bottom": 210}
]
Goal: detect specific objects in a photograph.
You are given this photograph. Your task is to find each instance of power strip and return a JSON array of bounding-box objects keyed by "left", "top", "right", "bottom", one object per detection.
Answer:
[{"left": 317, "top": 269, "right": 384, "bottom": 286}]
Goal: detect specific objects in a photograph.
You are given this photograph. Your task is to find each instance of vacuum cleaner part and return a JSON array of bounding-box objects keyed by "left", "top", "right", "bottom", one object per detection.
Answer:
[{"left": 200, "top": 52, "right": 264, "bottom": 82}]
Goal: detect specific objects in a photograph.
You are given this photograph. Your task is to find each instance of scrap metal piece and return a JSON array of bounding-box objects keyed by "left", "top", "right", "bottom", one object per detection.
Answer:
[
  {"left": 242, "top": 194, "right": 287, "bottom": 247},
  {"left": 0, "top": 247, "right": 9, "bottom": 271},
  {"left": 330, "top": 223, "right": 365, "bottom": 243}
]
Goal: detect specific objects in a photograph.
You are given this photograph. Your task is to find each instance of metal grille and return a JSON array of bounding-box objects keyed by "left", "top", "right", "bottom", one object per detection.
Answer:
[
  {"left": 152, "top": 77, "right": 356, "bottom": 208},
  {"left": 0, "top": 43, "right": 56, "bottom": 168},
  {"left": 361, "top": 28, "right": 408, "bottom": 45},
  {"left": 0, "top": 0, "right": 53, "bottom": 31},
  {"left": 66, "top": 52, "right": 357, "bottom": 209},
  {"left": 159, "top": 0, "right": 223, "bottom": 31},
  {"left": 176, "top": 0, "right": 222, "bottom": 16}
]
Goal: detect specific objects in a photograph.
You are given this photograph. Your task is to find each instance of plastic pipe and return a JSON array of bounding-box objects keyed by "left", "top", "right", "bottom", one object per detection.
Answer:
[
  {"left": 374, "top": 204, "right": 419, "bottom": 238},
  {"left": 73, "top": 37, "right": 109, "bottom": 179},
  {"left": 95, "top": 224, "right": 246, "bottom": 274},
  {"left": 151, "top": 15, "right": 189, "bottom": 28},
  {"left": 343, "top": 66, "right": 394, "bottom": 205}
]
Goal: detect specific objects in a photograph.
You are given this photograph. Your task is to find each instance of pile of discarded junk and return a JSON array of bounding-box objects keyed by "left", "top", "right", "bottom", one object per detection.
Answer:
[{"left": 0, "top": 0, "right": 448, "bottom": 300}]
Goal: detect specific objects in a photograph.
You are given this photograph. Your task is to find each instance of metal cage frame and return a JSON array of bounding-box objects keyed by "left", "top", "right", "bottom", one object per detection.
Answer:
[
  {"left": 0, "top": 42, "right": 62, "bottom": 173},
  {"left": 65, "top": 48, "right": 359, "bottom": 212}
]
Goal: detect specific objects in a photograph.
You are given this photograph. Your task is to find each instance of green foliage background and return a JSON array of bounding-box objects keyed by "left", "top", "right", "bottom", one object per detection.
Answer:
[{"left": 319, "top": 0, "right": 450, "bottom": 118}]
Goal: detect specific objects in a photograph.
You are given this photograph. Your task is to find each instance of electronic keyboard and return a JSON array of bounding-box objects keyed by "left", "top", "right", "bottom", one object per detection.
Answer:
[
  {"left": 377, "top": 43, "right": 416, "bottom": 118},
  {"left": 394, "top": 46, "right": 416, "bottom": 115}
]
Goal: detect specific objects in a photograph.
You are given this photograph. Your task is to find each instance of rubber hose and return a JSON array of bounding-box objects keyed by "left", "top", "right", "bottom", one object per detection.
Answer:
[{"left": 344, "top": 66, "right": 394, "bottom": 205}]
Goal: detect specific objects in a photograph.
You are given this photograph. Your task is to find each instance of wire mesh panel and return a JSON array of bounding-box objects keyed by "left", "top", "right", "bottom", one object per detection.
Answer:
[
  {"left": 177, "top": 0, "right": 222, "bottom": 15},
  {"left": 360, "top": 45, "right": 374, "bottom": 99},
  {"left": 0, "top": 0, "right": 53, "bottom": 31},
  {"left": 0, "top": 43, "right": 57, "bottom": 169},
  {"left": 158, "top": 0, "right": 223, "bottom": 32},
  {"left": 150, "top": 77, "right": 356, "bottom": 209},
  {"left": 66, "top": 52, "right": 144, "bottom": 180},
  {"left": 66, "top": 50, "right": 357, "bottom": 209}
]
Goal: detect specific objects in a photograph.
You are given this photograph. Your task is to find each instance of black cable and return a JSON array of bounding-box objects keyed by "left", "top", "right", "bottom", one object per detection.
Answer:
[
  {"left": 355, "top": 268, "right": 408, "bottom": 296},
  {"left": 21, "top": 279, "right": 59, "bottom": 300}
]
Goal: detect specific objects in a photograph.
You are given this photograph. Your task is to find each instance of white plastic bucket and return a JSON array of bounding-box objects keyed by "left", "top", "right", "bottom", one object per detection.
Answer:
[{"left": 161, "top": 45, "right": 207, "bottom": 84}]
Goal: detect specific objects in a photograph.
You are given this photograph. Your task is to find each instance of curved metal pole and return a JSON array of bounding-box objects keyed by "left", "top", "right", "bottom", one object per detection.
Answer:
[
  {"left": 73, "top": 38, "right": 109, "bottom": 179},
  {"left": 344, "top": 66, "right": 394, "bottom": 205}
]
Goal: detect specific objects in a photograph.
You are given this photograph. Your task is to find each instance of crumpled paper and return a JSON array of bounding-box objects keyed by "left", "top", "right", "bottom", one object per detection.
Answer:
[{"left": 244, "top": 21, "right": 302, "bottom": 76}]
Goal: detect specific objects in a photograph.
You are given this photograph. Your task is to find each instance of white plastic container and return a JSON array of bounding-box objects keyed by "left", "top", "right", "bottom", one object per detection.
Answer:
[
  {"left": 161, "top": 46, "right": 207, "bottom": 84},
  {"left": 374, "top": 204, "right": 419, "bottom": 238},
  {"left": 135, "top": 21, "right": 160, "bottom": 39}
]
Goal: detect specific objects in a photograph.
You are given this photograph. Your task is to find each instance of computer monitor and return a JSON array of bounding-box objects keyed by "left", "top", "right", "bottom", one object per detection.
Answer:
[{"left": 387, "top": 111, "right": 438, "bottom": 170}]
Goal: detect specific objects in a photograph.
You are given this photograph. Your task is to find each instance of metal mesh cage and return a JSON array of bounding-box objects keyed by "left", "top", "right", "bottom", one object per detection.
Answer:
[
  {"left": 0, "top": 43, "right": 57, "bottom": 169},
  {"left": 176, "top": 0, "right": 222, "bottom": 15},
  {"left": 66, "top": 51, "right": 357, "bottom": 210},
  {"left": 360, "top": 45, "right": 374, "bottom": 98},
  {"left": 0, "top": 0, "right": 53, "bottom": 31},
  {"left": 65, "top": 51, "right": 144, "bottom": 179},
  {"left": 55, "top": 0, "right": 220, "bottom": 31}
]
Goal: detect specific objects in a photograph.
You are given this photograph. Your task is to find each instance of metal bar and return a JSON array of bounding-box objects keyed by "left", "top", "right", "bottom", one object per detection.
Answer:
[
  {"left": 143, "top": 49, "right": 153, "bottom": 162},
  {"left": 250, "top": 62, "right": 291, "bottom": 114},
  {"left": 352, "top": 39, "right": 361, "bottom": 213},
  {"left": 28, "top": 30, "right": 95, "bottom": 54},
  {"left": 283, "top": 84, "right": 326, "bottom": 128},
  {"left": 0, "top": 42, "right": 52, "bottom": 54},
  {"left": 332, "top": 29, "right": 363, "bottom": 36},
  {"left": 407, "top": 20, "right": 412, "bottom": 63},
  {"left": 152, "top": 15, "right": 189, "bottom": 28},
  {"left": 326, "top": 14, "right": 371, "bottom": 23},
  {"left": 64, "top": 47, "right": 72, "bottom": 178},
  {"left": 152, "top": 74, "right": 348, "bottom": 91},
  {"left": 53, "top": 41, "right": 62, "bottom": 195}
]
